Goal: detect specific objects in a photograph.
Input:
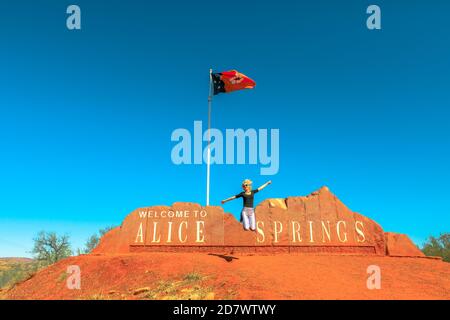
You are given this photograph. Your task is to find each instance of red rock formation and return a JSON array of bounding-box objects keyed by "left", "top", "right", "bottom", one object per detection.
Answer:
[
  {"left": 91, "top": 226, "right": 124, "bottom": 254},
  {"left": 252, "top": 186, "right": 386, "bottom": 255},
  {"left": 92, "top": 187, "right": 416, "bottom": 257},
  {"left": 385, "top": 232, "right": 425, "bottom": 257}
]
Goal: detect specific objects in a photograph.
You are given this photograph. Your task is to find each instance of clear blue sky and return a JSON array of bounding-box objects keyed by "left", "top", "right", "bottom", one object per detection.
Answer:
[{"left": 0, "top": 1, "right": 449, "bottom": 257}]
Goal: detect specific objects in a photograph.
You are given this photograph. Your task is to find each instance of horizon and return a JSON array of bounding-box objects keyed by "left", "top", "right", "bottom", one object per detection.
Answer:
[{"left": 1, "top": 0, "right": 449, "bottom": 258}]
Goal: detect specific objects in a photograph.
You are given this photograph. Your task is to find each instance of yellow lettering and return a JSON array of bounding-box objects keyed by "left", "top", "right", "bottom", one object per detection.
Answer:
[
  {"left": 196, "top": 221, "right": 205, "bottom": 243},
  {"left": 321, "top": 221, "right": 331, "bottom": 243},
  {"left": 355, "top": 221, "right": 366, "bottom": 243},
  {"left": 308, "top": 221, "right": 314, "bottom": 243},
  {"left": 135, "top": 222, "right": 144, "bottom": 243},
  {"left": 178, "top": 221, "right": 188, "bottom": 243},
  {"left": 291, "top": 221, "right": 302, "bottom": 242},
  {"left": 337, "top": 221, "right": 348, "bottom": 242},
  {"left": 273, "top": 221, "right": 283, "bottom": 243},
  {"left": 151, "top": 221, "right": 161, "bottom": 243},
  {"left": 167, "top": 221, "right": 173, "bottom": 243},
  {"left": 256, "top": 221, "right": 265, "bottom": 243}
]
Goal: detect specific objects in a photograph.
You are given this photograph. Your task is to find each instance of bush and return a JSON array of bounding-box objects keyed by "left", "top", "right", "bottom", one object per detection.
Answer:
[
  {"left": 31, "top": 231, "right": 72, "bottom": 266},
  {"left": 422, "top": 233, "right": 450, "bottom": 262},
  {"left": 0, "top": 260, "right": 43, "bottom": 289}
]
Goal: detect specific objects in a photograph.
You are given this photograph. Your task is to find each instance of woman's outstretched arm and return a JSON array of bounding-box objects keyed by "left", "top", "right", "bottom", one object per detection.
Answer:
[
  {"left": 257, "top": 180, "right": 272, "bottom": 191},
  {"left": 221, "top": 196, "right": 237, "bottom": 204}
]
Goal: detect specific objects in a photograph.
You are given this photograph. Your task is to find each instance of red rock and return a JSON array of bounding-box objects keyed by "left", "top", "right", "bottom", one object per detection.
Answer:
[
  {"left": 92, "top": 187, "right": 400, "bottom": 256},
  {"left": 91, "top": 226, "right": 124, "bottom": 254},
  {"left": 385, "top": 232, "right": 425, "bottom": 257},
  {"left": 253, "top": 186, "right": 386, "bottom": 255}
]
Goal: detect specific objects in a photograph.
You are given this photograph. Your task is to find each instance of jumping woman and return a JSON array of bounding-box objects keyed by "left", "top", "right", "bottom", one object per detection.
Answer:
[{"left": 221, "top": 179, "right": 272, "bottom": 231}]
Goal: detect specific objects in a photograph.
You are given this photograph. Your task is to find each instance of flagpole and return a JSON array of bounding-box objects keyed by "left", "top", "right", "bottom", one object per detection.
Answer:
[{"left": 206, "top": 68, "right": 213, "bottom": 206}]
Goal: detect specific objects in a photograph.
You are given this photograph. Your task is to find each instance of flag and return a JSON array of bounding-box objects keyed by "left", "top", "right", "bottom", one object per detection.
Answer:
[{"left": 211, "top": 70, "right": 256, "bottom": 95}]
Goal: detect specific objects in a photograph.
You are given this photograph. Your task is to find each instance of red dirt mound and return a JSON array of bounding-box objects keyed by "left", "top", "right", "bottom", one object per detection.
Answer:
[
  {"left": 385, "top": 232, "right": 425, "bottom": 257},
  {"left": 3, "top": 253, "right": 449, "bottom": 300}
]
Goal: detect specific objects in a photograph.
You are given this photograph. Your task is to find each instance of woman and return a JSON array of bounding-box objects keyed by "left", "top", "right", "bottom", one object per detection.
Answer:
[{"left": 221, "top": 179, "right": 272, "bottom": 231}]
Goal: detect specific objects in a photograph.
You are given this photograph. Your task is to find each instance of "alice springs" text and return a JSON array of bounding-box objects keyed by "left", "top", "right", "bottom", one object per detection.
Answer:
[{"left": 134, "top": 219, "right": 367, "bottom": 244}]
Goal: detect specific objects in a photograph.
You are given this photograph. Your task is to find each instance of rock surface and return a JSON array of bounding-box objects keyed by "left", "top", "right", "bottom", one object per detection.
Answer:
[
  {"left": 385, "top": 232, "right": 425, "bottom": 257},
  {"left": 91, "top": 186, "right": 413, "bottom": 256}
]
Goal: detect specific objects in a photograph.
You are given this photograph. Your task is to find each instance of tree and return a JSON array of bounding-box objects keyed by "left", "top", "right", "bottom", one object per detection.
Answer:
[
  {"left": 84, "top": 234, "right": 99, "bottom": 254},
  {"left": 82, "top": 226, "right": 116, "bottom": 254},
  {"left": 31, "top": 231, "right": 72, "bottom": 265},
  {"left": 422, "top": 233, "right": 450, "bottom": 262}
]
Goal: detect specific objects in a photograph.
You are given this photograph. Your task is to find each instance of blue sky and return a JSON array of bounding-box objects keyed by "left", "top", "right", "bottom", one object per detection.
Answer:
[{"left": 0, "top": 0, "right": 449, "bottom": 257}]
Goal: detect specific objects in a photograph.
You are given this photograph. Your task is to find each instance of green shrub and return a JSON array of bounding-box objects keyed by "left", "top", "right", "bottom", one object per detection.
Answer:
[
  {"left": 422, "top": 233, "right": 450, "bottom": 262},
  {"left": 0, "top": 261, "right": 43, "bottom": 289}
]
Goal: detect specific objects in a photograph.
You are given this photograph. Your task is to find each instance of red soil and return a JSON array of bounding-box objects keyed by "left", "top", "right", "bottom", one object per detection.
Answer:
[{"left": 4, "top": 252, "right": 449, "bottom": 300}]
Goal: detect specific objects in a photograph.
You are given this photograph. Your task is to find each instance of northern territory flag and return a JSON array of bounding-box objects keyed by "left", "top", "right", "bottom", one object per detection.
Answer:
[{"left": 211, "top": 70, "right": 256, "bottom": 95}]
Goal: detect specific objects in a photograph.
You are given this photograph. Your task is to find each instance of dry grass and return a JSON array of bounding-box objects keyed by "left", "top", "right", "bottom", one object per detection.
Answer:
[
  {"left": 0, "top": 258, "right": 38, "bottom": 290},
  {"left": 143, "top": 272, "right": 215, "bottom": 300}
]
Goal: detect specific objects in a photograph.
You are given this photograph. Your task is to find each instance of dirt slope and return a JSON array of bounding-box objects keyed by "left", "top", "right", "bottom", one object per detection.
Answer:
[{"left": 3, "top": 253, "right": 449, "bottom": 300}]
